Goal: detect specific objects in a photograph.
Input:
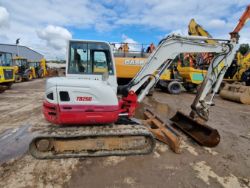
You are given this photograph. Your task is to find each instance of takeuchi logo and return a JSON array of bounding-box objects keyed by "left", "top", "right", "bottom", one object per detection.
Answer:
[{"left": 76, "top": 96, "right": 92, "bottom": 101}]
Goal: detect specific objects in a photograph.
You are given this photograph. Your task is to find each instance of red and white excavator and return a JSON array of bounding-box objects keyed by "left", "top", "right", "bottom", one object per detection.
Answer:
[{"left": 29, "top": 34, "right": 238, "bottom": 159}]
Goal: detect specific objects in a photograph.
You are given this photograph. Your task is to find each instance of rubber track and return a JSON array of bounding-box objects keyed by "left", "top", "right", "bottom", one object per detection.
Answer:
[{"left": 29, "top": 124, "right": 155, "bottom": 159}]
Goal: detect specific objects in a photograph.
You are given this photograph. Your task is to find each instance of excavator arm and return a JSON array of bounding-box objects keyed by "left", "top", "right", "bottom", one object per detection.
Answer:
[
  {"left": 190, "top": 41, "right": 238, "bottom": 120},
  {"left": 188, "top": 19, "right": 217, "bottom": 45},
  {"left": 230, "top": 5, "right": 250, "bottom": 42},
  {"left": 121, "top": 35, "right": 237, "bottom": 117},
  {"left": 119, "top": 35, "right": 238, "bottom": 147}
]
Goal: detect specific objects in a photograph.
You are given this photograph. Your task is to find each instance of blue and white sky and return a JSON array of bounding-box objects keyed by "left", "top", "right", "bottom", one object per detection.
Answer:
[{"left": 0, "top": 0, "right": 249, "bottom": 59}]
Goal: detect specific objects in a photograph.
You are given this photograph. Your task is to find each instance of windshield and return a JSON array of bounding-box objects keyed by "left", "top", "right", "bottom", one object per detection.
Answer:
[
  {"left": 0, "top": 53, "right": 13, "bottom": 66},
  {"left": 68, "top": 41, "right": 114, "bottom": 75},
  {"left": 14, "top": 59, "right": 27, "bottom": 66}
]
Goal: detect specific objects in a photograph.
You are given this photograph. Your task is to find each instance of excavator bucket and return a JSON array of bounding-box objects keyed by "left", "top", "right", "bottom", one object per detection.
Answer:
[
  {"left": 220, "top": 83, "right": 250, "bottom": 104},
  {"left": 170, "top": 111, "right": 220, "bottom": 147}
]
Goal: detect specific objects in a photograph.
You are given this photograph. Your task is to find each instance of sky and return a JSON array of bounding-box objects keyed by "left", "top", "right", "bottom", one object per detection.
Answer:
[{"left": 0, "top": 0, "right": 249, "bottom": 60}]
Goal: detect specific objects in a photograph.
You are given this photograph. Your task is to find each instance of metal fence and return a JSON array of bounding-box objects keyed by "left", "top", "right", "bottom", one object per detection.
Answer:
[{"left": 110, "top": 42, "right": 151, "bottom": 58}]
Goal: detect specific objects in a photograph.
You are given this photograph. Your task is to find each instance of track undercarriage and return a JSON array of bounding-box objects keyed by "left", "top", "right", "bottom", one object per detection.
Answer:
[{"left": 29, "top": 119, "right": 155, "bottom": 159}]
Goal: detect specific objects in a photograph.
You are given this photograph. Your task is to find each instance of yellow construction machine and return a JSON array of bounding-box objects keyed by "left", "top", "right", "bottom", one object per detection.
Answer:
[
  {"left": 181, "top": 18, "right": 218, "bottom": 91},
  {"left": 187, "top": 5, "right": 250, "bottom": 105},
  {"left": 223, "top": 51, "right": 250, "bottom": 84},
  {"left": 220, "top": 4, "right": 250, "bottom": 104},
  {"left": 40, "top": 58, "right": 48, "bottom": 77},
  {"left": 0, "top": 52, "right": 15, "bottom": 93},
  {"left": 176, "top": 54, "right": 208, "bottom": 92},
  {"left": 29, "top": 58, "right": 48, "bottom": 78},
  {"left": 113, "top": 43, "right": 183, "bottom": 94},
  {"left": 13, "top": 57, "right": 33, "bottom": 82},
  {"left": 188, "top": 19, "right": 217, "bottom": 45}
]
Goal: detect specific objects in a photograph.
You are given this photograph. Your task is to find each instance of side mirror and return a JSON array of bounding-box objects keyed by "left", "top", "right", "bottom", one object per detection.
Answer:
[{"left": 102, "top": 71, "right": 109, "bottom": 81}]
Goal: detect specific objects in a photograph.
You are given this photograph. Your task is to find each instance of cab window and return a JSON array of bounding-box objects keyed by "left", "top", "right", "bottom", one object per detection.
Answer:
[
  {"left": 0, "top": 53, "right": 13, "bottom": 66},
  {"left": 93, "top": 51, "right": 108, "bottom": 73},
  {"left": 68, "top": 42, "right": 114, "bottom": 75}
]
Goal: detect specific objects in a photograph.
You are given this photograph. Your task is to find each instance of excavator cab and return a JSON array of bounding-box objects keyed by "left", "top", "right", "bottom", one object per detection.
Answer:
[
  {"left": 44, "top": 40, "right": 119, "bottom": 125},
  {"left": 67, "top": 41, "right": 118, "bottom": 90},
  {"left": 0, "top": 52, "right": 15, "bottom": 93},
  {"left": 68, "top": 42, "right": 113, "bottom": 73}
]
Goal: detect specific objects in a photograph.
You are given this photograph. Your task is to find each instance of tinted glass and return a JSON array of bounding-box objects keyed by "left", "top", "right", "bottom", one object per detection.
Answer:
[
  {"left": 14, "top": 59, "right": 27, "bottom": 66},
  {"left": 68, "top": 41, "right": 113, "bottom": 75},
  {"left": 0, "top": 53, "right": 13, "bottom": 66}
]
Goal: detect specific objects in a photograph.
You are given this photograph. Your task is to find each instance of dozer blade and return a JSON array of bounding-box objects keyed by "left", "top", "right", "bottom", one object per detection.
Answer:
[
  {"left": 29, "top": 124, "right": 155, "bottom": 159},
  {"left": 220, "top": 83, "right": 250, "bottom": 104},
  {"left": 170, "top": 111, "right": 220, "bottom": 147},
  {"left": 143, "top": 109, "right": 181, "bottom": 153}
]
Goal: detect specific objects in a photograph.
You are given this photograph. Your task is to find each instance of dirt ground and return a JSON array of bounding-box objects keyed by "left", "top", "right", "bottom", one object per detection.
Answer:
[{"left": 0, "top": 79, "right": 249, "bottom": 188}]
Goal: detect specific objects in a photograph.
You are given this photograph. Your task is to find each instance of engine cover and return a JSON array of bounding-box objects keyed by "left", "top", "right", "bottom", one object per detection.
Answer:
[{"left": 43, "top": 77, "right": 120, "bottom": 125}]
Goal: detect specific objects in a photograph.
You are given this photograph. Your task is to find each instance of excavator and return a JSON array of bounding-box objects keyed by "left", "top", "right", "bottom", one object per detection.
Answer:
[
  {"left": 29, "top": 58, "right": 48, "bottom": 78},
  {"left": 29, "top": 34, "right": 237, "bottom": 159},
  {"left": 220, "top": 4, "right": 250, "bottom": 104},
  {"left": 178, "top": 19, "right": 216, "bottom": 92}
]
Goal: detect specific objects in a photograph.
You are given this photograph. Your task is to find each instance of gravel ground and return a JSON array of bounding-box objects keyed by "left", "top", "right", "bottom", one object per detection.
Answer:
[{"left": 0, "top": 79, "right": 249, "bottom": 188}]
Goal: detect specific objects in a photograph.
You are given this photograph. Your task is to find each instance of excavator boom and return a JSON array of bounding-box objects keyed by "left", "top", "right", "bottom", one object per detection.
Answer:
[
  {"left": 230, "top": 5, "right": 250, "bottom": 41},
  {"left": 120, "top": 35, "right": 237, "bottom": 147},
  {"left": 188, "top": 19, "right": 216, "bottom": 45},
  {"left": 123, "top": 35, "right": 237, "bottom": 107}
]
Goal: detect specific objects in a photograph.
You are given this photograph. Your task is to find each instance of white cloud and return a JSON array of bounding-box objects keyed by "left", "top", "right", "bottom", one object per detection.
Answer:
[
  {"left": 167, "top": 29, "right": 188, "bottom": 36},
  {"left": 1, "top": 0, "right": 115, "bottom": 30},
  {"left": 0, "top": 0, "right": 249, "bottom": 59},
  {"left": 121, "top": 34, "right": 141, "bottom": 51},
  {"left": 0, "top": 0, "right": 116, "bottom": 59},
  {"left": 0, "top": 6, "right": 9, "bottom": 28},
  {"left": 208, "top": 19, "right": 227, "bottom": 29},
  {"left": 122, "top": 34, "right": 137, "bottom": 44},
  {"left": 37, "top": 25, "right": 72, "bottom": 50},
  {"left": 239, "top": 26, "right": 250, "bottom": 44},
  {"left": 113, "top": 0, "right": 249, "bottom": 38}
]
